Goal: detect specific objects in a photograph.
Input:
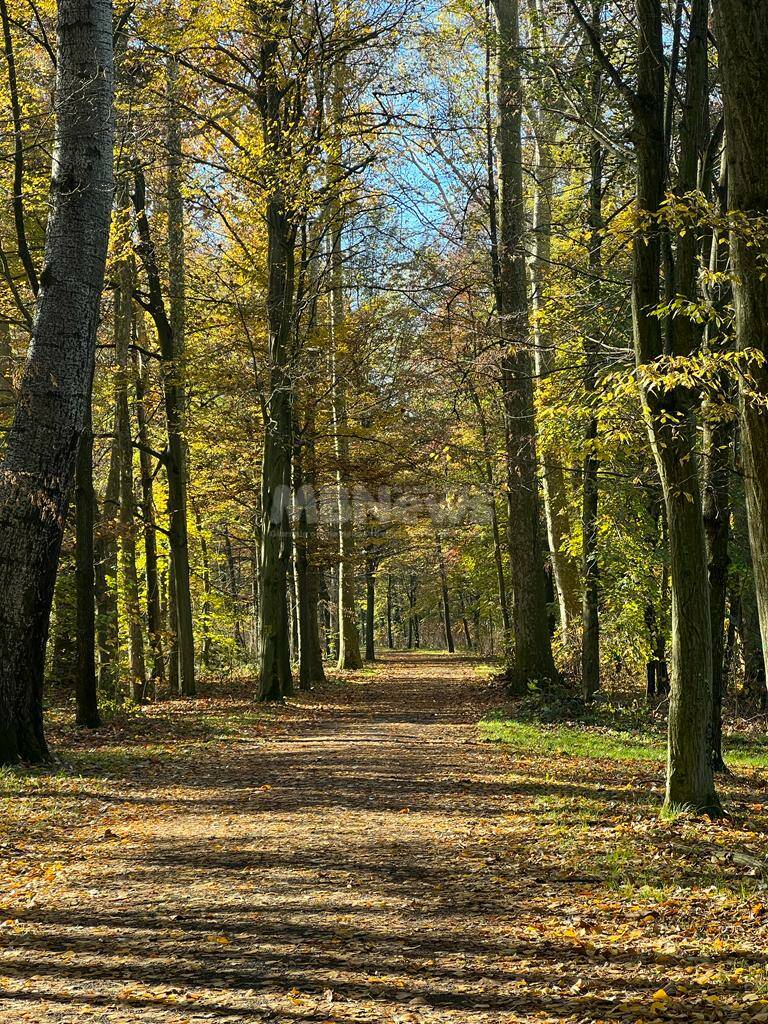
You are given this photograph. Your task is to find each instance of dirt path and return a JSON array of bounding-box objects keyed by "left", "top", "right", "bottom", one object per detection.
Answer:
[{"left": 0, "top": 653, "right": 765, "bottom": 1022}]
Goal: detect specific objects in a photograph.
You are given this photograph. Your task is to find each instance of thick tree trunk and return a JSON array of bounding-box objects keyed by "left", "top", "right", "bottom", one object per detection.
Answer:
[
  {"left": 0, "top": 322, "right": 15, "bottom": 427},
  {"left": 495, "top": 0, "right": 556, "bottom": 688},
  {"left": 75, "top": 393, "right": 100, "bottom": 729},
  {"left": 167, "top": 560, "right": 179, "bottom": 687},
  {"left": 0, "top": 0, "right": 113, "bottom": 763},
  {"left": 713, "top": 0, "right": 768, "bottom": 690},
  {"left": 258, "top": 194, "right": 295, "bottom": 700},
  {"left": 631, "top": 0, "right": 718, "bottom": 813}
]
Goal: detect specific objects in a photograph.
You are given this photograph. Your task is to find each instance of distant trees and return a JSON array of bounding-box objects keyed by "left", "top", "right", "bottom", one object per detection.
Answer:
[{"left": 0, "top": 0, "right": 766, "bottom": 817}]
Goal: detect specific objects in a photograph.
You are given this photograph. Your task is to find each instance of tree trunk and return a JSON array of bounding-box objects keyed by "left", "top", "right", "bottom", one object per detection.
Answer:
[
  {"left": 293, "top": 431, "right": 326, "bottom": 689},
  {"left": 495, "top": 0, "right": 556, "bottom": 688},
  {"left": 75, "top": 391, "right": 100, "bottom": 729},
  {"left": 163, "top": 53, "right": 195, "bottom": 696},
  {"left": 469, "top": 388, "right": 512, "bottom": 647},
  {"left": 189, "top": 497, "right": 211, "bottom": 673},
  {"left": 0, "top": 0, "right": 113, "bottom": 763},
  {"left": 703, "top": 150, "right": 733, "bottom": 773},
  {"left": 328, "top": 54, "right": 363, "bottom": 673},
  {"left": 224, "top": 527, "right": 245, "bottom": 650},
  {"left": 631, "top": 0, "right": 718, "bottom": 813},
  {"left": 365, "top": 557, "right": 375, "bottom": 661},
  {"left": 113, "top": 214, "right": 146, "bottom": 701},
  {"left": 133, "top": 341, "right": 165, "bottom": 683},
  {"left": 131, "top": 167, "right": 195, "bottom": 697},
  {"left": 258, "top": 193, "right": 295, "bottom": 700},
  {"left": 386, "top": 573, "right": 394, "bottom": 649},
  {"left": 581, "top": 0, "right": 603, "bottom": 702},
  {"left": 458, "top": 590, "right": 473, "bottom": 650},
  {"left": 713, "top": 0, "right": 768, "bottom": 691},
  {"left": 95, "top": 420, "right": 120, "bottom": 694},
  {"left": 436, "top": 537, "right": 455, "bottom": 654},
  {"left": 530, "top": 123, "right": 581, "bottom": 637}
]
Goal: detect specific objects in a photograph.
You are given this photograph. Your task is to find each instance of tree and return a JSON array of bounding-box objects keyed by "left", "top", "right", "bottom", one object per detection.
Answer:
[
  {"left": 494, "top": 0, "right": 557, "bottom": 688},
  {"left": 713, "top": 0, "right": 768, "bottom": 694},
  {"left": 0, "top": 0, "right": 114, "bottom": 761}
]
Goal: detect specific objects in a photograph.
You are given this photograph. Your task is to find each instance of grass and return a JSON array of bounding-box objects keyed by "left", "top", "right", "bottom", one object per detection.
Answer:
[
  {"left": 481, "top": 714, "right": 666, "bottom": 762},
  {"left": 481, "top": 712, "right": 768, "bottom": 768}
]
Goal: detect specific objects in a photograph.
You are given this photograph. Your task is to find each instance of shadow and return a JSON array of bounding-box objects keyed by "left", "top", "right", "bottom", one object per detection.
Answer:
[{"left": 3, "top": 651, "right": 765, "bottom": 1022}]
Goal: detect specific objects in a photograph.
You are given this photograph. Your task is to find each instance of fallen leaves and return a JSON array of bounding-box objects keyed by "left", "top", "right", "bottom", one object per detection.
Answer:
[{"left": 1, "top": 656, "right": 768, "bottom": 1024}]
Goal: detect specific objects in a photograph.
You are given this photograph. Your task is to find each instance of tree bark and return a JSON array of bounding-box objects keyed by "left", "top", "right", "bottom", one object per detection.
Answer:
[
  {"left": 436, "top": 537, "right": 455, "bottom": 654},
  {"left": 131, "top": 167, "right": 195, "bottom": 697},
  {"left": 702, "top": 150, "right": 733, "bottom": 772},
  {"left": 75, "top": 389, "right": 100, "bottom": 728},
  {"left": 530, "top": 122, "right": 581, "bottom": 637},
  {"left": 581, "top": 0, "right": 604, "bottom": 702},
  {"left": 191, "top": 500, "right": 212, "bottom": 671},
  {"left": 386, "top": 573, "right": 394, "bottom": 649},
  {"left": 0, "top": 0, "right": 113, "bottom": 762},
  {"left": 133, "top": 342, "right": 165, "bottom": 683},
  {"left": 113, "top": 213, "right": 146, "bottom": 701},
  {"left": 163, "top": 53, "right": 195, "bottom": 696},
  {"left": 713, "top": 0, "right": 768, "bottom": 691},
  {"left": 364, "top": 556, "right": 375, "bottom": 661},
  {"left": 95, "top": 414, "right": 120, "bottom": 694},
  {"left": 631, "top": 0, "right": 718, "bottom": 813},
  {"left": 494, "top": 0, "right": 556, "bottom": 688}
]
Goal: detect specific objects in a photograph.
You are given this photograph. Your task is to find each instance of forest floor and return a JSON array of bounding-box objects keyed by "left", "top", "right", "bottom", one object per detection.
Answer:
[{"left": 2, "top": 652, "right": 768, "bottom": 1023}]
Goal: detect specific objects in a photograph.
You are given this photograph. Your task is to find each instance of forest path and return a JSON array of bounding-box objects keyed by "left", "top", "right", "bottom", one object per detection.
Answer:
[{"left": 0, "top": 653, "right": 764, "bottom": 1022}]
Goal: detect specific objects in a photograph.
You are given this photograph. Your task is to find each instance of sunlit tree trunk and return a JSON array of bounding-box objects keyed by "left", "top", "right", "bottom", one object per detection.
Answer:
[
  {"left": 494, "top": 0, "right": 557, "bottom": 688},
  {"left": 164, "top": 53, "right": 195, "bottom": 696},
  {"left": 133, "top": 340, "right": 165, "bottom": 683},
  {"left": 113, "top": 205, "right": 146, "bottom": 700},
  {"left": 530, "top": 122, "right": 581, "bottom": 637},
  {"left": 95, "top": 415, "right": 120, "bottom": 694}
]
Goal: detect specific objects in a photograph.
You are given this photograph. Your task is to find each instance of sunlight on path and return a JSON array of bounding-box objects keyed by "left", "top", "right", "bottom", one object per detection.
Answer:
[{"left": 0, "top": 654, "right": 765, "bottom": 1022}]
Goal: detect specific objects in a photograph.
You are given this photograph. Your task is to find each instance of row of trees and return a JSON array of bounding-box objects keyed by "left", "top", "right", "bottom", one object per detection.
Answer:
[{"left": 0, "top": 0, "right": 767, "bottom": 814}]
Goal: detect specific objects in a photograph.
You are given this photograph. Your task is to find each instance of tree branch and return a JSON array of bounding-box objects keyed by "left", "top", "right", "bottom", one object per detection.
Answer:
[{"left": 565, "top": 0, "right": 639, "bottom": 113}]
